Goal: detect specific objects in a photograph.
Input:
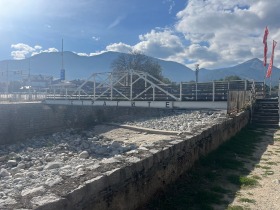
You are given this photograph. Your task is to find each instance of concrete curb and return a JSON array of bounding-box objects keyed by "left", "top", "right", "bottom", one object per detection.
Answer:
[{"left": 104, "top": 123, "right": 181, "bottom": 136}]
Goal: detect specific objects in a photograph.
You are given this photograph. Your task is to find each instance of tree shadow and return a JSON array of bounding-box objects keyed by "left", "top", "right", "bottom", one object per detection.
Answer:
[{"left": 140, "top": 126, "right": 278, "bottom": 210}]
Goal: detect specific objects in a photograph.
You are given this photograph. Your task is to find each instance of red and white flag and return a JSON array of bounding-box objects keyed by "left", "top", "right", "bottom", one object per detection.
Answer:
[
  {"left": 266, "top": 40, "right": 277, "bottom": 78},
  {"left": 263, "top": 26, "right": 269, "bottom": 66}
]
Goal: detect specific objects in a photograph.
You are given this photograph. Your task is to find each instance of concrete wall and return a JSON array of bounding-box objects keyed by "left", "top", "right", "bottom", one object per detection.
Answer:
[
  {"left": 36, "top": 111, "right": 250, "bottom": 210},
  {"left": 0, "top": 103, "right": 162, "bottom": 145},
  {"left": 0, "top": 103, "right": 249, "bottom": 209}
]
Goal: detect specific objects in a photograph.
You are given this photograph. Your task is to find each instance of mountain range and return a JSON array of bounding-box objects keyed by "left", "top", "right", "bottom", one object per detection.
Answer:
[{"left": 0, "top": 51, "right": 279, "bottom": 85}]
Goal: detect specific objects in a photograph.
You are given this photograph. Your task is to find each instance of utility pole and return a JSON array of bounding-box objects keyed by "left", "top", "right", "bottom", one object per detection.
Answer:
[
  {"left": 195, "top": 64, "right": 199, "bottom": 83},
  {"left": 60, "top": 38, "right": 65, "bottom": 81}
]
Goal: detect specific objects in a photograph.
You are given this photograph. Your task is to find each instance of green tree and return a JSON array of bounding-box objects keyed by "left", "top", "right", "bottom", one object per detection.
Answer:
[{"left": 223, "top": 75, "right": 242, "bottom": 81}]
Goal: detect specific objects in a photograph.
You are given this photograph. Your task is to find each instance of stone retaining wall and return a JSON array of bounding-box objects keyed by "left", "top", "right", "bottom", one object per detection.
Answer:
[
  {"left": 0, "top": 103, "right": 162, "bottom": 145},
  {"left": 35, "top": 111, "right": 250, "bottom": 210}
]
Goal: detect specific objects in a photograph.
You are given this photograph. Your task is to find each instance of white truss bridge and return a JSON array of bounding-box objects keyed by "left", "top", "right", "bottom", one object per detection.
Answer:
[{"left": 44, "top": 70, "right": 264, "bottom": 110}]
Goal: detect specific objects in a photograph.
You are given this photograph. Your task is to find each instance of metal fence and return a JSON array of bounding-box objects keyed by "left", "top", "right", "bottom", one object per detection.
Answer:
[
  {"left": 227, "top": 90, "right": 254, "bottom": 115},
  {"left": 0, "top": 92, "right": 47, "bottom": 102},
  {"left": 46, "top": 70, "right": 265, "bottom": 102}
]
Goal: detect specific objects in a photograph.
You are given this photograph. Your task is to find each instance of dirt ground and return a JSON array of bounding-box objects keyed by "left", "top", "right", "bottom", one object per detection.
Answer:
[{"left": 228, "top": 128, "right": 280, "bottom": 210}]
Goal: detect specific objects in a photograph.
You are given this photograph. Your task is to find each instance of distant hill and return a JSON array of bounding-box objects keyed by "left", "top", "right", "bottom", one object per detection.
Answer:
[
  {"left": 0, "top": 52, "right": 279, "bottom": 85},
  {"left": 200, "top": 58, "right": 280, "bottom": 85},
  {"left": 0, "top": 51, "right": 195, "bottom": 82}
]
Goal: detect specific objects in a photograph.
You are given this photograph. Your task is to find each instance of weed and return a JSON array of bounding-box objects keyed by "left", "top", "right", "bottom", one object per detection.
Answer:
[
  {"left": 261, "top": 158, "right": 269, "bottom": 161},
  {"left": 250, "top": 175, "right": 261, "bottom": 180},
  {"left": 227, "top": 205, "right": 245, "bottom": 210},
  {"left": 263, "top": 170, "right": 274, "bottom": 176},
  {"left": 227, "top": 175, "right": 258, "bottom": 187},
  {"left": 266, "top": 161, "right": 277, "bottom": 165},
  {"left": 260, "top": 165, "right": 271, "bottom": 170},
  {"left": 238, "top": 197, "right": 256, "bottom": 203}
]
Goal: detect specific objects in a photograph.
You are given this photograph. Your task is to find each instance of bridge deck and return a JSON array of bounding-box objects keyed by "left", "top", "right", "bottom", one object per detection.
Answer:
[{"left": 44, "top": 99, "right": 227, "bottom": 110}]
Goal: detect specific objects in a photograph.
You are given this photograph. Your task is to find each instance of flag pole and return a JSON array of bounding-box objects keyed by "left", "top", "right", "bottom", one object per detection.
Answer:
[
  {"left": 270, "top": 76, "right": 272, "bottom": 96},
  {"left": 263, "top": 26, "right": 269, "bottom": 97}
]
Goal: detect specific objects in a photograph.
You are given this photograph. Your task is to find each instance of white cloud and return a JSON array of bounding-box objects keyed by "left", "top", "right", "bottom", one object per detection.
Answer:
[
  {"left": 95, "top": 0, "right": 280, "bottom": 69},
  {"left": 134, "top": 29, "right": 185, "bottom": 58},
  {"left": 34, "top": 45, "right": 42, "bottom": 50},
  {"left": 105, "top": 42, "right": 133, "bottom": 53},
  {"left": 77, "top": 52, "right": 90, "bottom": 56},
  {"left": 11, "top": 43, "right": 58, "bottom": 59},
  {"left": 11, "top": 43, "right": 36, "bottom": 60},
  {"left": 92, "top": 36, "right": 100, "bottom": 41},
  {"left": 108, "top": 15, "right": 125, "bottom": 29},
  {"left": 163, "top": 0, "right": 176, "bottom": 14},
  {"left": 174, "top": 0, "right": 280, "bottom": 68}
]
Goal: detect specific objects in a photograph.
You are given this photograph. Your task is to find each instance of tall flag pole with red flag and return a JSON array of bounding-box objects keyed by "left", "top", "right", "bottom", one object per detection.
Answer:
[
  {"left": 266, "top": 40, "right": 277, "bottom": 78},
  {"left": 266, "top": 40, "right": 277, "bottom": 95},
  {"left": 263, "top": 26, "right": 269, "bottom": 67}
]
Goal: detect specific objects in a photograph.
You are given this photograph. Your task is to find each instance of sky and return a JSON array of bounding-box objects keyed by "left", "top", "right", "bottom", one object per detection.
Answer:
[{"left": 1, "top": 0, "right": 280, "bottom": 69}]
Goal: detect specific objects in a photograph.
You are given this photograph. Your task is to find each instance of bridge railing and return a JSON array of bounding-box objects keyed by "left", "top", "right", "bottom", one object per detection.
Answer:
[
  {"left": 45, "top": 70, "right": 265, "bottom": 102},
  {"left": 0, "top": 92, "right": 47, "bottom": 102}
]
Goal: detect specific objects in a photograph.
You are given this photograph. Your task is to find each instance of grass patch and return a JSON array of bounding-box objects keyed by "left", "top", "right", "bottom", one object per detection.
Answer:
[
  {"left": 260, "top": 165, "right": 271, "bottom": 170},
  {"left": 238, "top": 197, "right": 256, "bottom": 203},
  {"left": 227, "top": 205, "right": 246, "bottom": 210},
  {"left": 251, "top": 175, "right": 262, "bottom": 180},
  {"left": 255, "top": 164, "right": 261, "bottom": 168},
  {"left": 263, "top": 170, "right": 274, "bottom": 176},
  {"left": 227, "top": 175, "right": 258, "bottom": 187},
  {"left": 266, "top": 161, "right": 277, "bottom": 165},
  {"left": 261, "top": 158, "right": 269, "bottom": 161}
]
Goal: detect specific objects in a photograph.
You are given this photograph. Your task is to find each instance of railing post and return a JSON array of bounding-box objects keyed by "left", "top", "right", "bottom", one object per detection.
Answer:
[
  {"left": 93, "top": 75, "right": 96, "bottom": 101},
  {"left": 212, "top": 81, "right": 215, "bottom": 101},
  {"left": 195, "top": 83, "right": 198, "bottom": 101},
  {"left": 110, "top": 73, "right": 113, "bottom": 100},
  {"left": 153, "top": 86, "right": 155, "bottom": 101},
  {"left": 179, "top": 82, "right": 182, "bottom": 101},
  {"left": 130, "top": 70, "right": 133, "bottom": 100},
  {"left": 245, "top": 80, "right": 247, "bottom": 90}
]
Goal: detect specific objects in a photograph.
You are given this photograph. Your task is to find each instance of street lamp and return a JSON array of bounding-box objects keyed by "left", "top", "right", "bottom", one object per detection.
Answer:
[{"left": 195, "top": 64, "right": 199, "bottom": 83}]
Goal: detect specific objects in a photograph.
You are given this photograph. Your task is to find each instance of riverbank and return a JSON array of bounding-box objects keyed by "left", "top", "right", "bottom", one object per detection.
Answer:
[{"left": 141, "top": 126, "right": 280, "bottom": 210}]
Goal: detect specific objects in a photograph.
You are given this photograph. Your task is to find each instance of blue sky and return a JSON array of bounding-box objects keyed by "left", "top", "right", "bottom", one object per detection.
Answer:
[{"left": 1, "top": 0, "right": 280, "bottom": 69}]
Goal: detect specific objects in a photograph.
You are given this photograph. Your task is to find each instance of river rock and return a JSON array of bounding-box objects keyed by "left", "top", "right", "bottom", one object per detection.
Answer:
[
  {"left": 45, "top": 177, "right": 63, "bottom": 187},
  {"left": 44, "top": 162, "right": 63, "bottom": 170},
  {"left": 7, "top": 160, "right": 17, "bottom": 167},
  {"left": 17, "top": 163, "right": 26, "bottom": 170},
  {"left": 30, "top": 194, "right": 62, "bottom": 209},
  {"left": 21, "top": 186, "right": 46, "bottom": 198},
  {"left": 79, "top": 151, "right": 89, "bottom": 159},
  {"left": 0, "top": 156, "right": 6, "bottom": 162},
  {"left": 0, "top": 168, "right": 10, "bottom": 177}
]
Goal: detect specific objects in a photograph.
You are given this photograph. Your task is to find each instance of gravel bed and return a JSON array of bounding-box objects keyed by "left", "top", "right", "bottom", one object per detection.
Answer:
[
  {"left": 118, "top": 109, "right": 228, "bottom": 132},
  {"left": 0, "top": 109, "right": 227, "bottom": 209}
]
